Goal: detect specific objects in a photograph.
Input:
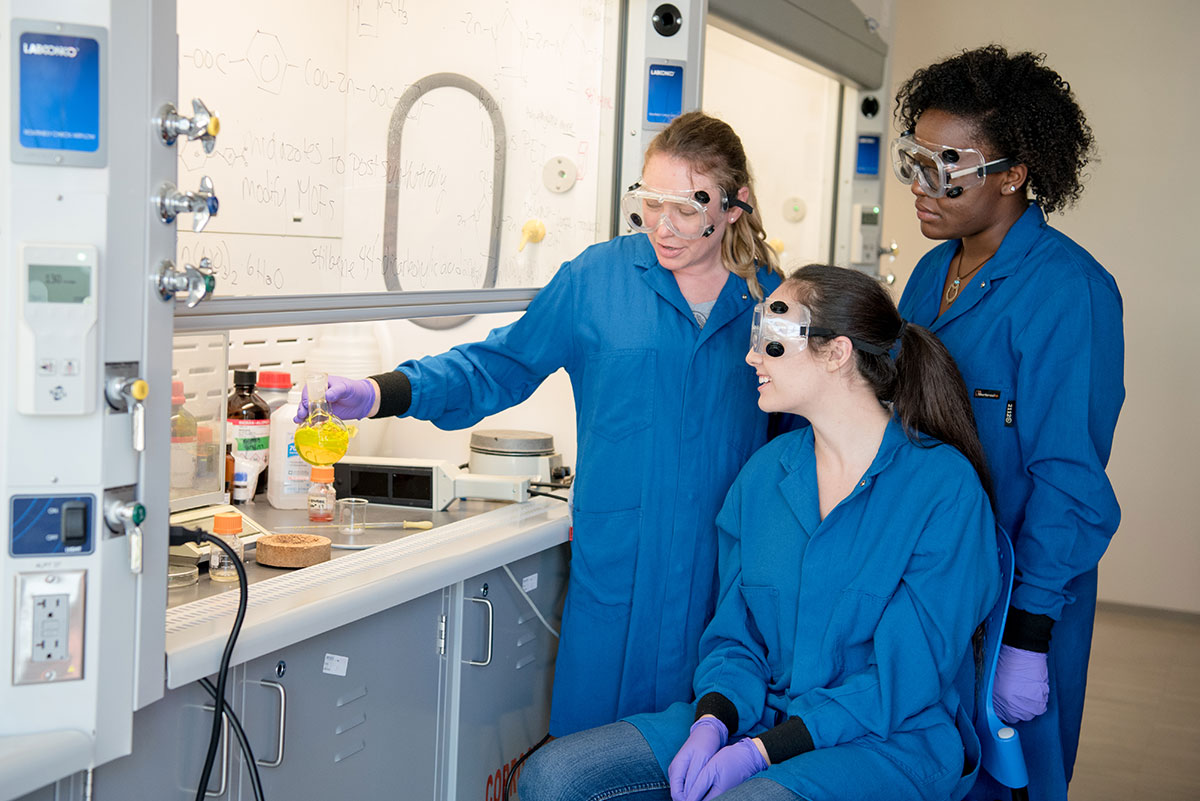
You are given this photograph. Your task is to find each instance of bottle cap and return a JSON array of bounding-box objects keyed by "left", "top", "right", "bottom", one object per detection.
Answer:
[
  {"left": 172, "top": 380, "right": 186, "bottom": 405},
  {"left": 212, "top": 512, "right": 243, "bottom": 534},
  {"left": 311, "top": 465, "right": 335, "bottom": 482},
  {"left": 232, "top": 369, "right": 258, "bottom": 387},
  {"left": 257, "top": 370, "right": 292, "bottom": 389},
  {"left": 197, "top": 425, "right": 213, "bottom": 443}
]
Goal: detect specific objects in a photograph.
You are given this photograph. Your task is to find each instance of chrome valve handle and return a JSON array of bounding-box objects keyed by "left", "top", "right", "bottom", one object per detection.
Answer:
[
  {"left": 155, "top": 176, "right": 219, "bottom": 233},
  {"left": 104, "top": 500, "right": 146, "bottom": 574},
  {"left": 155, "top": 98, "right": 220, "bottom": 153},
  {"left": 105, "top": 376, "right": 149, "bottom": 452},
  {"left": 157, "top": 258, "right": 216, "bottom": 308}
]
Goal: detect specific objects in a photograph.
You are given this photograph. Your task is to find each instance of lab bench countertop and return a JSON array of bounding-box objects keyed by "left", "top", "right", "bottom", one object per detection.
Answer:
[{"left": 163, "top": 496, "right": 570, "bottom": 689}]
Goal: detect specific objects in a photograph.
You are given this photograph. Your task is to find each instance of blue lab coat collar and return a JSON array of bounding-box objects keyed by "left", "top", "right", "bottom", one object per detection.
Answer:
[
  {"left": 925, "top": 204, "right": 1047, "bottom": 332},
  {"left": 776, "top": 417, "right": 909, "bottom": 534},
  {"left": 632, "top": 234, "right": 759, "bottom": 344}
]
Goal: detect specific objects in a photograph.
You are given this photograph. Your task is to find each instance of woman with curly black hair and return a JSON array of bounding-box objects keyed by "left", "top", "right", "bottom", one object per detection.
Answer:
[{"left": 892, "top": 45, "right": 1125, "bottom": 801}]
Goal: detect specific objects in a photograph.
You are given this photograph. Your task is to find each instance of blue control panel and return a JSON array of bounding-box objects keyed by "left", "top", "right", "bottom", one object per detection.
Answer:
[
  {"left": 10, "top": 494, "right": 94, "bottom": 556},
  {"left": 856, "top": 135, "right": 881, "bottom": 177},
  {"left": 18, "top": 31, "right": 101, "bottom": 153},
  {"left": 646, "top": 62, "right": 684, "bottom": 127}
]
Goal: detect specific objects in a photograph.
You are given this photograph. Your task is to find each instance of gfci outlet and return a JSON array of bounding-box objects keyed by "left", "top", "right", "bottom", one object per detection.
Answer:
[
  {"left": 14, "top": 570, "right": 86, "bottom": 684},
  {"left": 32, "top": 594, "right": 70, "bottom": 661}
]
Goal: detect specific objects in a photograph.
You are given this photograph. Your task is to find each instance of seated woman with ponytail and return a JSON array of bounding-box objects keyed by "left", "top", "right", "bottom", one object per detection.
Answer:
[{"left": 520, "top": 264, "right": 1001, "bottom": 801}]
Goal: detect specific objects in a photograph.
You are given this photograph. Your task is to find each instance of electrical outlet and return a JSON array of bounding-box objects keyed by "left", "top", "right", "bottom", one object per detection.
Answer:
[
  {"left": 13, "top": 571, "right": 86, "bottom": 684},
  {"left": 32, "top": 594, "right": 70, "bottom": 661}
]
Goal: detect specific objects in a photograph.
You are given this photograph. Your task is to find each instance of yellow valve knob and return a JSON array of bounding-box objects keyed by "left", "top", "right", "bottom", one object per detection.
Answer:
[
  {"left": 130, "top": 379, "right": 149, "bottom": 401},
  {"left": 767, "top": 238, "right": 785, "bottom": 255},
  {"left": 206, "top": 115, "right": 220, "bottom": 137},
  {"left": 518, "top": 219, "right": 546, "bottom": 252}
]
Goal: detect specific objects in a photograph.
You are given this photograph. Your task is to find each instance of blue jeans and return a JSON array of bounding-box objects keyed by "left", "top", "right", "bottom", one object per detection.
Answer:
[{"left": 518, "top": 721, "right": 801, "bottom": 801}]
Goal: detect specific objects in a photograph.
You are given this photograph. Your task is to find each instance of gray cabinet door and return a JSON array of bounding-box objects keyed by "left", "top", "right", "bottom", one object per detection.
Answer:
[
  {"left": 449, "top": 545, "right": 568, "bottom": 801},
  {"left": 238, "top": 589, "right": 446, "bottom": 801},
  {"left": 88, "top": 680, "right": 241, "bottom": 800}
]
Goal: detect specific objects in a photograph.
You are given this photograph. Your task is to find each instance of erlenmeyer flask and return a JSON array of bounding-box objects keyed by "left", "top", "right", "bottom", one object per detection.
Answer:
[{"left": 293, "top": 372, "right": 357, "bottom": 466}]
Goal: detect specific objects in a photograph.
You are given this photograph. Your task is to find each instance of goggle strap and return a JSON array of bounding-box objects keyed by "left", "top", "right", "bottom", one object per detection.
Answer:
[
  {"left": 807, "top": 326, "right": 890, "bottom": 357},
  {"left": 947, "top": 156, "right": 1018, "bottom": 181},
  {"left": 728, "top": 198, "right": 754, "bottom": 215}
]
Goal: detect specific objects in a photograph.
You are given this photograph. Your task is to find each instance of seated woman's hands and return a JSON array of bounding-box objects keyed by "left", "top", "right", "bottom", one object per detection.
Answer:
[
  {"left": 683, "top": 738, "right": 768, "bottom": 801},
  {"left": 669, "top": 717, "right": 727, "bottom": 800}
]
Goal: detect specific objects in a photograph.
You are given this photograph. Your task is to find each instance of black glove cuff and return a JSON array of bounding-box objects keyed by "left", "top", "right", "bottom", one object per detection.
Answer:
[
  {"left": 1002, "top": 607, "right": 1054, "bottom": 653},
  {"left": 370, "top": 371, "right": 412, "bottom": 418},
  {"left": 757, "top": 716, "right": 815, "bottom": 764},
  {"left": 695, "top": 692, "right": 739, "bottom": 737}
]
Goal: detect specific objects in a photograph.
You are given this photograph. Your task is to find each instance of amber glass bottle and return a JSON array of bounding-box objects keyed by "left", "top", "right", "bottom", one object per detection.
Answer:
[{"left": 226, "top": 370, "right": 271, "bottom": 498}]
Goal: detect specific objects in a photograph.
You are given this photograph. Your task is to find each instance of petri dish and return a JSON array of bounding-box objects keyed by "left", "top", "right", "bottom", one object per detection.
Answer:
[{"left": 167, "top": 562, "right": 200, "bottom": 588}]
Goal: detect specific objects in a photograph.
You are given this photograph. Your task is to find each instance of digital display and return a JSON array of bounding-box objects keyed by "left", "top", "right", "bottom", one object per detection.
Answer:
[
  {"left": 19, "top": 33, "right": 101, "bottom": 152},
  {"left": 861, "top": 210, "right": 880, "bottom": 225},
  {"left": 646, "top": 63, "right": 684, "bottom": 126},
  {"left": 28, "top": 264, "right": 91, "bottom": 304}
]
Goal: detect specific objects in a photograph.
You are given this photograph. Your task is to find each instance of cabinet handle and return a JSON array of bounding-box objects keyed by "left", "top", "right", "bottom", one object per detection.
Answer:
[
  {"left": 465, "top": 597, "right": 494, "bottom": 666},
  {"left": 200, "top": 703, "right": 230, "bottom": 797},
  {"left": 251, "top": 679, "right": 287, "bottom": 767}
]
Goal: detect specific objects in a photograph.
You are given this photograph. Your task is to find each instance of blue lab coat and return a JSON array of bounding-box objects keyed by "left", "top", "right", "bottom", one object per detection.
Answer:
[
  {"left": 395, "top": 233, "right": 782, "bottom": 735},
  {"left": 629, "top": 421, "right": 1001, "bottom": 801},
  {"left": 898, "top": 206, "right": 1124, "bottom": 801}
]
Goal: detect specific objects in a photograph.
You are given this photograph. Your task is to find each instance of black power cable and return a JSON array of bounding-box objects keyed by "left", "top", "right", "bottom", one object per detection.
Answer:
[
  {"left": 198, "top": 677, "right": 266, "bottom": 801},
  {"left": 503, "top": 732, "right": 552, "bottom": 801},
  {"left": 169, "top": 525, "right": 251, "bottom": 801},
  {"left": 527, "top": 489, "right": 568, "bottom": 502}
]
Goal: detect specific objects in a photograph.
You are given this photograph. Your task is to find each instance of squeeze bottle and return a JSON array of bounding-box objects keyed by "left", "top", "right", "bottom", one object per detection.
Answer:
[{"left": 267, "top": 387, "right": 309, "bottom": 509}]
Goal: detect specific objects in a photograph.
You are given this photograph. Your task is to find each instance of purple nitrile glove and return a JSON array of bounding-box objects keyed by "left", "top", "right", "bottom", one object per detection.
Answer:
[
  {"left": 684, "top": 738, "right": 767, "bottom": 801},
  {"left": 669, "top": 717, "right": 728, "bottom": 801},
  {"left": 294, "top": 375, "right": 378, "bottom": 423},
  {"left": 993, "top": 644, "right": 1050, "bottom": 723}
]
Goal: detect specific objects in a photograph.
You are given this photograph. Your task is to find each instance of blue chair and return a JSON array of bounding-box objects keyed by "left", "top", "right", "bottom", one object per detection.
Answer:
[{"left": 975, "top": 528, "right": 1030, "bottom": 801}]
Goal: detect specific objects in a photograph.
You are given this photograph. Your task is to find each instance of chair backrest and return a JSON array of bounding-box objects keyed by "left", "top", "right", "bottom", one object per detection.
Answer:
[{"left": 976, "top": 527, "right": 1029, "bottom": 790}]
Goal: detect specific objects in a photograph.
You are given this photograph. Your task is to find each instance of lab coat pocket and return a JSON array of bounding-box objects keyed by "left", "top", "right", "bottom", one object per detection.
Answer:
[
  {"left": 827, "top": 589, "right": 887, "bottom": 676},
  {"left": 738, "top": 585, "right": 783, "bottom": 678},
  {"left": 581, "top": 349, "right": 656, "bottom": 442},
  {"left": 964, "top": 374, "right": 1015, "bottom": 437},
  {"left": 568, "top": 508, "right": 641, "bottom": 620}
]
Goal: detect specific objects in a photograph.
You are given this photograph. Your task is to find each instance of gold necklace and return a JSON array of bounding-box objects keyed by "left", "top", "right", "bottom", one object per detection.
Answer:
[{"left": 945, "top": 251, "right": 991, "bottom": 303}]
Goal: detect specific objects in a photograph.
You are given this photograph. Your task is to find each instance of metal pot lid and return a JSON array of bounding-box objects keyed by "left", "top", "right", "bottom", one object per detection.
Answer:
[{"left": 469, "top": 429, "right": 555, "bottom": 456}]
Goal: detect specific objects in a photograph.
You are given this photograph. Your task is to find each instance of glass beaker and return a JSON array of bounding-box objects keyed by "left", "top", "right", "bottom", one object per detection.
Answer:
[
  {"left": 337, "top": 497, "right": 369, "bottom": 535},
  {"left": 293, "top": 372, "right": 357, "bottom": 466}
]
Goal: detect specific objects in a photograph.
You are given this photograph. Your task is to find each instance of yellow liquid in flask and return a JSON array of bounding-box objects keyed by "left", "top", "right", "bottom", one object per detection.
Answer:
[{"left": 294, "top": 421, "right": 352, "bottom": 466}]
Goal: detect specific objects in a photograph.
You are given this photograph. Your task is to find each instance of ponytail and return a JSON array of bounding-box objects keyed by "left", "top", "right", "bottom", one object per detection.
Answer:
[
  {"left": 893, "top": 324, "right": 994, "bottom": 501},
  {"left": 785, "top": 265, "right": 993, "bottom": 500}
]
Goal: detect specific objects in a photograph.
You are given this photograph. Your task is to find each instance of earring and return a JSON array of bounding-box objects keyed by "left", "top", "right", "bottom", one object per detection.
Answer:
[{"left": 1009, "top": 186, "right": 1017, "bottom": 193}]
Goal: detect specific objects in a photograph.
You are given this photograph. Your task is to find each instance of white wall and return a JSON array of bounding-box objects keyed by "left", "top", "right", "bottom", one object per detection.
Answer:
[{"left": 880, "top": 0, "right": 1200, "bottom": 613}]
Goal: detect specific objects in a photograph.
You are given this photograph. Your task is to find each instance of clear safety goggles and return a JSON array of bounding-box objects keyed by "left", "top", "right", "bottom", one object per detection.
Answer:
[
  {"left": 620, "top": 183, "right": 753, "bottom": 239},
  {"left": 751, "top": 300, "right": 834, "bottom": 358},
  {"left": 890, "top": 132, "right": 1016, "bottom": 199}
]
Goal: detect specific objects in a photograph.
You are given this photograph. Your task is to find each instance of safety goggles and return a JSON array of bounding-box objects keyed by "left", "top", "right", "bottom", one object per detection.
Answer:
[
  {"left": 620, "top": 183, "right": 753, "bottom": 239},
  {"left": 751, "top": 300, "right": 833, "bottom": 357},
  {"left": 890, "top": 132, "right": 1016, "bottom": 198}
]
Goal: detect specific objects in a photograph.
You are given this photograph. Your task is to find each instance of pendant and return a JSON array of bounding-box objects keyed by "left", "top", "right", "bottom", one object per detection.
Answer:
[{"left": 945, "top": 278, "right": 961, "bottom": 303}]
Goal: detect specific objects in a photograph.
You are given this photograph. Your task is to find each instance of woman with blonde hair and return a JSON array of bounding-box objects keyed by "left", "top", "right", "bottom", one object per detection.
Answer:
[{"left": 299, "top": 111, "right": 786, "bottom": 735}]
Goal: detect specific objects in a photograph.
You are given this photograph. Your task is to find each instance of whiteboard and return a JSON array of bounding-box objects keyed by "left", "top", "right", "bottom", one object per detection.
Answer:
[{"left": 176, "top": 0, "right": 619, "bottom": 297}]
